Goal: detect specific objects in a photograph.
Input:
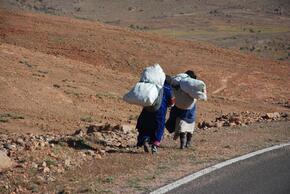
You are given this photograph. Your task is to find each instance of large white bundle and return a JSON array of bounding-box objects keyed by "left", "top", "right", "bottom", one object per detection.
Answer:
[
  {"left": 140, "top": 64, "right": 165, "bottom": 87},
  {"left": 171, "top": 73, "right": 189, "bottom": 86},
  {"left": 180, "top": 77, "right": 207, "bottom": 100},
  {"left": 123, "top": 82, "right": 159, "bottom": 106}
]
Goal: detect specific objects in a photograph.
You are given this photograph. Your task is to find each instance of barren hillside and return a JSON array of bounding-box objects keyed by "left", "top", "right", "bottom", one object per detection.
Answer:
[
  {"left": 0, "top": 9, "right": 289, "bottom": 134},
  {"left": 0, "top": 5, "right": 289, "bottom": 194},
  {"left": 2, "top": 0, "right": 290, "bottom": 60}
]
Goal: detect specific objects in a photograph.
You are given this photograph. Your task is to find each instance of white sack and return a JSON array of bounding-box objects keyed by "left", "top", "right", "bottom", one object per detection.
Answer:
[
  {"left": 140, "top": 64, "right": 165, "bottom": 87},
  {"left": 171, "top": 73, "right": 188, "bottom": 86},
  {"left": 123, "top": 82, "right": 159, "bottom": 106},
  {"left": 180, "top": 77, "right": 207, "bottom": 100}
]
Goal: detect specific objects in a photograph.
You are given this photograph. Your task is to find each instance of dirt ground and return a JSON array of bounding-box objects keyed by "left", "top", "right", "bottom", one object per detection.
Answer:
[
  {"left": 0, "top": 4, "right": 289, "bottom": 194},
  {"left": 0, "top": 10, "right": 289, "bottom": 134},
  {"left": 0, "top": 121, "right": 289, "bottom": 193}
]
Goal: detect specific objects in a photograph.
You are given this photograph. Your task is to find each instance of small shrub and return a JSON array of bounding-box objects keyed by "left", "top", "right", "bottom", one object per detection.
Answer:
[
  {"left": 80, "top": 116, "right": 94, "bottom": 123},
  {"left": 0, "top": 117, "right": 8, "bottom": 123},
  {"left": 20, "top": 60, "right": 33, "bottom": 68},
  {"left": 45, "top": 158, "right": 56, "bottom": 167},
  {"left": 0, "top": 113, "right": 24, "bottom": 122},
  {"left": 101, "top": 176, "right": 115, "bottom": 184},
  {"left": 127, "top": 178, "right": 142, "bottom": 190},
  {"left": 53, "top": 84, "right": 61, "bottom": 88}
]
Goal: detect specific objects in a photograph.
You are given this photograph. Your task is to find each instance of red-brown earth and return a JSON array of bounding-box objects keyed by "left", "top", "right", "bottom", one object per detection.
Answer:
[{"left": 0, "top": 8, "right": 289, "bottom": 194}]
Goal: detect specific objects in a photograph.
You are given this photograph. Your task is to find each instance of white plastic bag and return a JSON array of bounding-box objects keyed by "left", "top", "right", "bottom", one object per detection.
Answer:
[
  {"left": 140, "top": 64, "right": 165, "bottom": 87},
  {"left": 180, "top": 77, "right": 207, "bottom": 100},
  {"left": 123, "top": 82, "right": 159, "bottom": 106},
  {"left": 171, "top": 73, "right": 189, "bottom": 86}
]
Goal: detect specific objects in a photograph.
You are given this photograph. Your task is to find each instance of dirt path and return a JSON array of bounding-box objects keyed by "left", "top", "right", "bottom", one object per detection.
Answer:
[{"left": 212, "top": 75, "right": 234, "bottom": 95}]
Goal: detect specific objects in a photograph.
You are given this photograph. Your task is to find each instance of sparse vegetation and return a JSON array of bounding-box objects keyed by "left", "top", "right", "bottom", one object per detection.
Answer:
[
  {"left": 0, "top": 117, "right": 9, "bottom": 123},
  {"left": 37, "top": 70, "right": 48, "bottom": 74},
  {"left": 128, "top": 114, "right": 138, "bottom": 121},
  {"left": 101, "top": 176, "right": 115, "bottom": 184},
  {"left": 128, "top": 24, "right": 149, "bottom": 30},
  {"left": 80, "top": 115, "right": 94, "bottom": 123},
  {"left": 95, "top": 92, "right": 120, "bottom": 100},
  {"left": 127, "top": 178, "right": 143, "bottom": 190},
  {"left": 32, "top": 73, "right": 45, "bottom": 77},
  {"left": 0, "top": 113, "right": 24, "bottom": 122},
  {"left": 64, "top": 90, "right": 80, "bottom": 97},
  {"left": 0, "top": 1, "right": 290, "bottom": 193},
  {"left": 53, "top": 84, "right": 60, "bottom": 88},
  {"left": 0, "top": 186, "right": 8, "bottom": 193},
  {"left": 224, "top": 145, "right": 231, "bottom": 149},
  {"left": 45, "top": 158, "right": 56, "bottom": 167},
  {"left": 19, "top": 60, "right": 33, "bottom": 68}
]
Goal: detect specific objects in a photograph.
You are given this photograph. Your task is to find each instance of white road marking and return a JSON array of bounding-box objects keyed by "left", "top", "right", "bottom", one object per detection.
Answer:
[{"left": 150, "top": 142, "right": 290, "bottom": 194}]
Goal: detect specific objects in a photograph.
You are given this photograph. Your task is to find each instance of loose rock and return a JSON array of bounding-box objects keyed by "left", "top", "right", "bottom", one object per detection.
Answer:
[{"left": 0, "top": 150, "right": 14, "bottom": 171}]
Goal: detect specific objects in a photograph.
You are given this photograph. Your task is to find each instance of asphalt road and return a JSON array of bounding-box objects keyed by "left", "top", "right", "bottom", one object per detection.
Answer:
[{"left": 167, "top": 146, "right": 290, "bottom": 194}]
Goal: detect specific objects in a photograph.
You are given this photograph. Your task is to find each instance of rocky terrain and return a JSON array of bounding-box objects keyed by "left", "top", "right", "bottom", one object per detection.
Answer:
[
  {"left": 1, "top": 112, "right": 288, "bottom": 161},
  {"left": 0, "top": 111, "right": 289, "bottom": 193},
  {"left": 0, "top": 1, "right": 289, "bottom": 193},
  {"left": 1, "top": 0, "right": 290, "bottom": 61}
]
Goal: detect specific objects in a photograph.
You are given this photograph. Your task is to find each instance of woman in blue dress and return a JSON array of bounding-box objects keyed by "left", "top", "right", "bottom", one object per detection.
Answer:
[
  {"left": 166, "top": 70, "right": 198, "bottom": 149},
  {"left": 136, "top": 77, "right": 174, "bottom": 154}
]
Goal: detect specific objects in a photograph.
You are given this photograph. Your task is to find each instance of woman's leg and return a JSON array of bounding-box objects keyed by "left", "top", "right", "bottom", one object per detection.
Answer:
[
  {"left": 186, "top": 132, "right": 193, "bottom": 148},
  {"left": 180, "top": 132, "right": 186, "bottom": 149}
]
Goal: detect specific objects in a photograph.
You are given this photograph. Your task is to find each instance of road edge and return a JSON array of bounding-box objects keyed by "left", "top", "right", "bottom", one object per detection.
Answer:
[{"left": 150, "top": 142, "right": 290, "bottom": 194}]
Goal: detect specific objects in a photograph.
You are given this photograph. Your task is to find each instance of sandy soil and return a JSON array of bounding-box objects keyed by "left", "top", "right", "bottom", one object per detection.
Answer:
[
  {"left": 0, "top": 7, "right": 289, "bottom": 194},
  {"left": 0, "top": 10, "right": 289, "bottom": 134}
]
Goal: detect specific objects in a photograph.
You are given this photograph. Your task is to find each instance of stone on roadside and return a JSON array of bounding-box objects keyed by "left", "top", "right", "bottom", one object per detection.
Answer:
[
  {"left": 43, "top": 167, "right": 50, "bottom": 173},
  {"left": 4, "top": 143, "right": 16, "bottom": 150},
  {"left": 215, "top": 121, "right": 224, "bottom": 128},
  {"left": 31, "top": 162, "right": 38, "bottom": 169},
  {"left": 94, "top": 154, "right": 102, "bottom": 159},
  {"left": 64, "top": 159, "right": 71, "bottom": 168},
  {"left": 223, "top": 121, "right": 230, "bottom": 127},
  {"left": 85, "top": 150, "right": 95, "bottom": 156},
  {"left": 16, "top": 138, "right": 25, "bottom": 146},
  {"left": 0, "top": 134, "right": 8, "bottom": 140},
  {"left": 263, "top": 112, "right": 280, "bottom": 120},
  {"left": 198, "top": 121, "right": 214, "bottom": 129},
  {"left": 57, "top": 166, "right": 65, "bottom": 173},
  {"left": 0, "top": 150, "right": 14, "bottom": 172},
  {"left": 39, "top": 142, "right": 46, "bottom": 147},
  {"left": 121, "top": 124, "right": 134, "bottom": 134},
  {"left": 229, "top": 122, "right": 236, "bottom": 127},
  {"left": 229, "top": 116, "right": 241, "bottom": 125},
  {"left": 280, "top": 112, "right": 288, "bottom": 118},
  {"left": 42, "top": 161, "right": 47, "bottom": 167}
]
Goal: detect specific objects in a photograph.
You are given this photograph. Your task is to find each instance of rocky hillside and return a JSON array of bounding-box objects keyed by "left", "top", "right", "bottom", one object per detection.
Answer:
[
  {"left": 0, "top": 9, "right": 289, "bottom": 134},
  {"left": 2, "top": 0, "right": 290, "bottom": 60}
]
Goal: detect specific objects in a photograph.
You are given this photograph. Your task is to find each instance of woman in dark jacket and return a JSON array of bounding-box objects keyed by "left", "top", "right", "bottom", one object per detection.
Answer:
[{"left": 136, "top": 77, "right": 174, "bottom": 154}]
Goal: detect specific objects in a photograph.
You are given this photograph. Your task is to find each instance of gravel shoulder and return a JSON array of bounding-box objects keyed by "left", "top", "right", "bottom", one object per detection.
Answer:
[{"left": 0, "top": 121, "right": 289, "bottom": 193}]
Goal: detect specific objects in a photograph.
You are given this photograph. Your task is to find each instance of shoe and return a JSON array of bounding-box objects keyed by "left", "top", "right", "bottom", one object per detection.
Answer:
[
  {"left": 180, "top": 133, "right": 186, "bottom": 149},
  {"left": 151, "top": 145, "right": 158, "bottom": 154},
  {"left": 173, "top": 132, "right": 179, "bottom": 140},
  {"left": 186, "top": 133, "right": 193, "bottom": 148},
  {"left": 143, "top": 138, "right": 150, "bottom": 153}
]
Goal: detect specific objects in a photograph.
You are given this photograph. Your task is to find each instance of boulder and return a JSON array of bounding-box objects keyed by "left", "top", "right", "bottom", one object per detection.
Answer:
[
  {"left": 229, "top": 116, "right": 241, "bottom": 125},
  {"left": 215, "top": 121, "right": 224, "bottom": 128},
  {"left": 263, "top": 112, "right": 280, "bottom": 120},
  {"left": 0, "top": 150, "right": 14, "bottom": 172},
  {"left": 120, "top": 124, "right": 135, "bottom": 134}
]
